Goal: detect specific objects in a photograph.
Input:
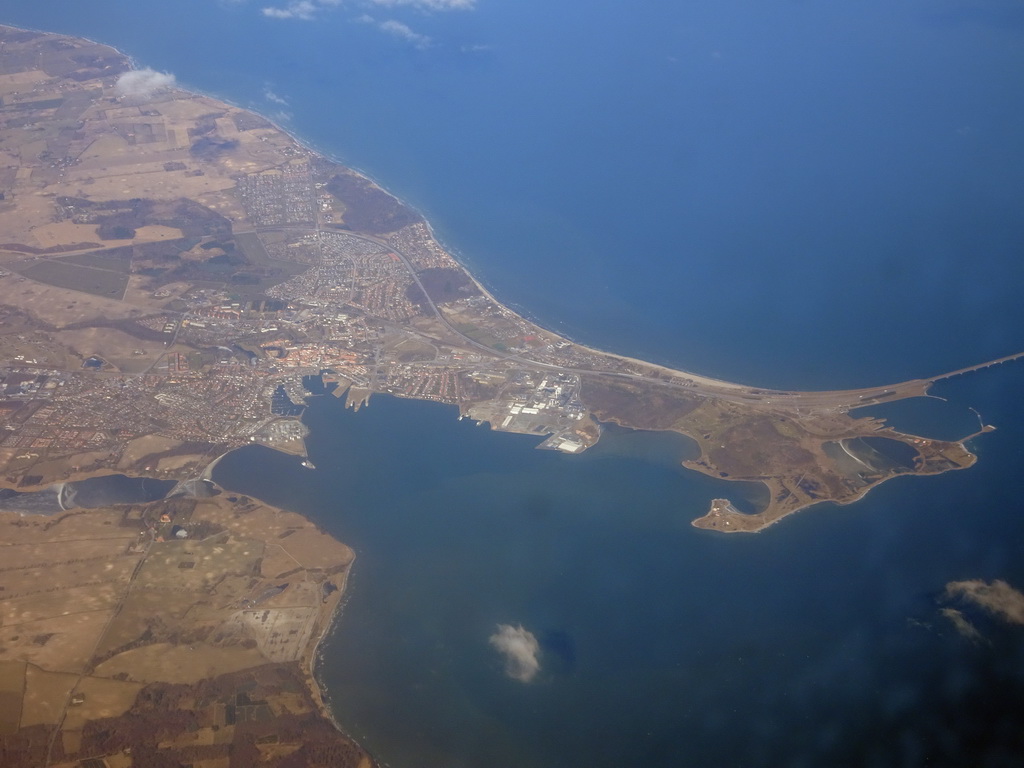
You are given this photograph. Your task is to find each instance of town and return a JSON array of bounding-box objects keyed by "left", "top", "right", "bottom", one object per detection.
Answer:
[{"left": 0, "top": 26, "right": 996, "bottom": 539}]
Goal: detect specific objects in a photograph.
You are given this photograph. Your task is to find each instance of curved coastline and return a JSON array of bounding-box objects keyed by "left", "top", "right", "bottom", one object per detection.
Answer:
[
  {"left": 29, "top": 24, "right": 689, "bottom": 377},
  {"left": 2, "top": 20, "right": 1018, "bottom": 541},
  {"left": 1, "top": 16, "right": 1023, "bottom": 768},
  {"left": 17, "top": 23, "right": 1005, "bottom": 394}
]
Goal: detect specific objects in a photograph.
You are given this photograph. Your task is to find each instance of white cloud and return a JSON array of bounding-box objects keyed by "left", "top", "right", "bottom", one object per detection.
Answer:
[
  {"left": 489, "top": 624, "right": 541, "bottom": 683},
  {"left": 259, "top": 0, "right": 352, "bottom": 20},
  {"left": 115, "top": 68, "right": 177, "bottom": 100},
  {"left": 262, "top": 1, "right": 319, "bottom": 19},
  {"left": 940, "top": 607, "right": 984, "bottom": 643},
  {"left": 945, "top": 579, "right": 1024, "bottom": 625},
  {"left": 263, "top": 85, "right": 289, "bottom": 105},
  {"left": 255, "top": 0, "right": 475, "bottom": 46},
  {"left": 378, "top": 19, "right": 432, "bottom": 48},
  {"left": 371, "top": 0, "right": 476, "bottom": 10}
]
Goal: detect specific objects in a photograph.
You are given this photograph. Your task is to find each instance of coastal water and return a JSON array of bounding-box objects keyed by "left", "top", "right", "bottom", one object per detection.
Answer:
[
  {"left": 213, "top": 375, "right": 1024, "bottom": 766},
  {"left": 4, "top": 1, "right": 1024, "bottom": 764},
  {"left": 6, "top": 0, "right": 1024, "bottom": 388}
]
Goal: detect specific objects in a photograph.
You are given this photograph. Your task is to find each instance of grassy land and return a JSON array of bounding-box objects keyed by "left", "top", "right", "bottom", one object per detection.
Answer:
[{"left": 19, "top": 260, "right": 128, "bottom": 300}]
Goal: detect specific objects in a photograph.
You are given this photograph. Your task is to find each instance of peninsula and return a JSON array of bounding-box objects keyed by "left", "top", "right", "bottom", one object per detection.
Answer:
[{"left": 0, "top": 22, "right": 1016, "bottom": 765}]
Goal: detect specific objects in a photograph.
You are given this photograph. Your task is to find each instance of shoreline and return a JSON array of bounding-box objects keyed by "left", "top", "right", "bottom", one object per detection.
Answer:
[
  {"left": 689, "top": 424, "right": 991, "bottom": 533},
  {"left": 309, "top": 562, "right": 357, "bottom": 735},
  {"left": 216, "top": 99, "right": 1019, "bottom": 395},
  {"left": 0, "top": 18, "right": 1019, "bottom": 766},
  {"left": 3, "top": 21, "right": 1015, "bottom": 397},
  {"left": 0, "top": 433, "right": 359, "bottom": 743},
  {"left": 0, "top": 22, "right": 764, "bottom": 389},
  {"left": 305, "top": 543, "right": 354, "bottom": 730},
  {"left": 0, "top": 19, "right": 1012, "bottom": 546}
]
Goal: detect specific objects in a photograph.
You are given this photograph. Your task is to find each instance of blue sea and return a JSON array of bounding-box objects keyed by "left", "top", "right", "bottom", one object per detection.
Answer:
[{"left": 5, "top": 1, "right": 1024, "bottom": 764}]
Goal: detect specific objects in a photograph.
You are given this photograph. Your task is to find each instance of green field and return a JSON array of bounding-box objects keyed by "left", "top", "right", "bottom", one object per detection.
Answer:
[
  {"left": 454, "top": 322, "right": 504, "bottom": 350},
  {"left": 62, "top": 248, "right": 132, "bottom": 273},
  {"left": 19, "top": 259, "right": 128, "bottom": 299}
]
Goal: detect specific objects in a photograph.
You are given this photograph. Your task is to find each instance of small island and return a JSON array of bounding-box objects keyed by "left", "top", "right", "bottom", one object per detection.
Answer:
[{"left": 0, "top": 22, "right": 1016, "bottom": 767}]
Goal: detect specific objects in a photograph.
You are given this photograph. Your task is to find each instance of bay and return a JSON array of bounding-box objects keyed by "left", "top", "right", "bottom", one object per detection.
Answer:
[
  {"left": 3, "top": 1, "right": 1024, "bottom": 764},
  {"left": 213, "top": 372, "right": 1024, "bottom": 766}
]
